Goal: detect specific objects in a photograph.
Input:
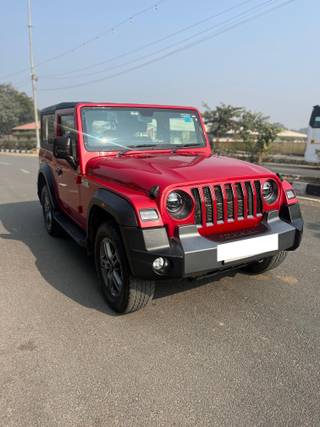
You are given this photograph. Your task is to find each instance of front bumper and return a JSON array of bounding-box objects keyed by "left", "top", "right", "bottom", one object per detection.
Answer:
[{"left": 121, "top": 204, "right": 303, "bottom": 280}]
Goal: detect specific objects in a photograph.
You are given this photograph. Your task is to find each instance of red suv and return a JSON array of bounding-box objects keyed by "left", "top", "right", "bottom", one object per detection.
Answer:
[{"left": 37, "top": 102, "right": 303, "bottom": 313}]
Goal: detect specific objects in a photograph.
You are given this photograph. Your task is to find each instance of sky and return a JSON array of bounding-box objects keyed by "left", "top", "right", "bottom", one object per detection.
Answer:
[{"left": 0, "top": 0, "right": 319, "bottom": 129}]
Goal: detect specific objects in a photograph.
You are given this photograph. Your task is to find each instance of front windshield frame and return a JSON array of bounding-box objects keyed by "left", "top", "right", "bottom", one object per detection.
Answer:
[{"left": 80, "top": 106, "right": 207, "bottom": 152}]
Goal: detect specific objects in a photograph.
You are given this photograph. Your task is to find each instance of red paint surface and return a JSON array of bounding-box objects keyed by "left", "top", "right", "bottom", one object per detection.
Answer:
[{"left": 39, "top": 102, "right": 298, "bottom": 237}]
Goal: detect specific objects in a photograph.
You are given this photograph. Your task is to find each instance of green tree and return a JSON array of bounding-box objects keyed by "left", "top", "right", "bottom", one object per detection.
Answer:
[
  {"left": 202, "top": 103, "right": 243, "bottom": 148},
  {"left": 239, "top": 110, "right": 280, "bottom": 163},
  {"left": 0, "top": 84, "right": 34, "bottom": 136},
  {"left": 273, "top": 122, "right": 286, "bottom": 130}
]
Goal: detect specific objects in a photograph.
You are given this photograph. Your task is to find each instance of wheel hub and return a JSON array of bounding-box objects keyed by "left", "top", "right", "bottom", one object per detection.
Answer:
[
  {"left": 43, "top": 192, "right": 52, "bottom": 229},
  {"left": 100, "top": 238, "right": 123, "bottom": 297}
]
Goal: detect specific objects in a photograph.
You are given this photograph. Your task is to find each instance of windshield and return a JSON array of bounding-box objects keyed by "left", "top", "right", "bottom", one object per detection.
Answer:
[{"left": 81, "top": 107, "right": 206, "bottom": 151}]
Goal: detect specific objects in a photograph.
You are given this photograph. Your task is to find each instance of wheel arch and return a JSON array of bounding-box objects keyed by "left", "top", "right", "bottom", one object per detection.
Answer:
[
  {"left": 87, "top": 189, "right": 138, "bottom": 252},
  {"left": 37, "top": 163, "right": 57, "bottom": 207}
]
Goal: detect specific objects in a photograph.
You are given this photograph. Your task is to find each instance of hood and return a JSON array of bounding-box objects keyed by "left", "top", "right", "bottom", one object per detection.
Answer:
[{"left": 87, "top": 153, "right": 276, "bottom": 194}]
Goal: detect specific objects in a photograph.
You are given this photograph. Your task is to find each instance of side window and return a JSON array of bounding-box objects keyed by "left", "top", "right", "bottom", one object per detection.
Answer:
[
  {"left": 311, "top": 116, "right": 320, "bottom": 129},
  {"left": 59, "top": 114, "right": 75, "bottom": 136},
  {"left": 41, "top": 114, "right": 55, "bottom": 150},
  {"left": 310, "top": 107, "right": 320, "bottom": 129},
  {"left": 58, "top": 113, "right": 78, "bottom": 161}
]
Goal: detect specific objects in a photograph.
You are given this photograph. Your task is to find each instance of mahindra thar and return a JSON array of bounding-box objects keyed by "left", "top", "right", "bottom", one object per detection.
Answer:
[{"left": 37, "top": 102, "right": 303, "bottom": 313}]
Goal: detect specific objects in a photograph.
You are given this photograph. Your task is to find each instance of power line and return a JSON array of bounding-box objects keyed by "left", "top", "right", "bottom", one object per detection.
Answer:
[
  {"left": 0, "top": 0, "right": 166, "bottom": 80},
  {"left": 35, "top": 0, "right": 167, "bottom": 68},
  {"left": 40, "top": 0, "right": 295, "bottom": 91},
  {"left": 8, "top": 77, "right": 30, "bottom": 88},
  {"left": 41, "top": 0, "right": 256, "bottom": 79},
  {"left": 42, "top": 0, "right": 272, "bottom": 81}
]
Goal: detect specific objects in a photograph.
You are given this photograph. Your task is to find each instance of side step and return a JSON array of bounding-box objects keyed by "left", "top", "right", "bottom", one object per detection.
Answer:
[{"left": 54, "top": 212, "right": 87, "bottom": 248}]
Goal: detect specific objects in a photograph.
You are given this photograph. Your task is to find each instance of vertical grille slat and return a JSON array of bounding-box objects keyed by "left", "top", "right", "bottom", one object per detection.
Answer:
[
  {"left": 254, "top": 180, "right": 263, "bottom": 214},
  {"left": 236, "top": 183, "right": 244, "bottom": 218},
  {"left": 203, "top": 186, "right": 213, "bottom": 224},
  {"left": 191, "top": 188, "right": 202, "bottom": 225},
  {"left": 214, "top": 185, "right": 224, "bottom": 222},
  {"left": 190, "top": 179, "right": 263, "bottom": 227},
  {"left": 225, "top": 184, "right": 234, "bottom": 220},
  {"left": 245, "top": 181, "right": 254, "bottom": 216}
]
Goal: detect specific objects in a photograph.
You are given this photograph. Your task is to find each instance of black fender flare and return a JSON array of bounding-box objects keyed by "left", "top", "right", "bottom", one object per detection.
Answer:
[
  {"left": 88, "top": 189, "right": 138, "bottom": 228},
  {"left": 37, "top": 163, "right": 57, "bottom": 208},
  {"left": 87, "top": 189, "right": 139, "bottom": 252}
]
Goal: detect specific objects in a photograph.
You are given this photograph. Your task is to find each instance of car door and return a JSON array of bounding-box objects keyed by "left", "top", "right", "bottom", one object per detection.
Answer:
[{"left": 54, "top": 110, "right": 82, "bottom": 225}]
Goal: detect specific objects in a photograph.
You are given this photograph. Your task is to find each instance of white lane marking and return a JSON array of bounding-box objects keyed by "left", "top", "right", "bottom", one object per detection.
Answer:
[
  {"left": 0, "top": 161, "right": 10, "bottom": 165},
  {"left": 20, "top": 169, "right": 30, "bottom": 174},
  {"left": 298, "top": 196, "right": 320, "bottom": 203}
]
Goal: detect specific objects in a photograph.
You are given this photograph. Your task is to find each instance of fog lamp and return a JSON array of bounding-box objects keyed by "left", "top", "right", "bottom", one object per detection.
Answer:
[{"left": 152, "top": 257, "right": 168, "bottom": 273}]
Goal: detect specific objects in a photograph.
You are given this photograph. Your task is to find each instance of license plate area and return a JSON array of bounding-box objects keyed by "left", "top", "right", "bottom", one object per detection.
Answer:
[{"left": 217, "top": 234, "right": 279, "bottom": 263}]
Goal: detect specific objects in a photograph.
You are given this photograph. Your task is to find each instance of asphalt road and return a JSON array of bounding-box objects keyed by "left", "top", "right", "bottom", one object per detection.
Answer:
[{"left": 1, "top": 153, "right": 320, "bottom": 426}]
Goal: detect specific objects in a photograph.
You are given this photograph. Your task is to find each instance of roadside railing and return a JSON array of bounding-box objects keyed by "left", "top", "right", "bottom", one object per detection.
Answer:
[{"left": 0, "top": 138, "right": 36, "bottom": 154}]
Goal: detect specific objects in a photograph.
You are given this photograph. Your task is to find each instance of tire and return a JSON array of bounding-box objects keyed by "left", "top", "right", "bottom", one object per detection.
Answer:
[
  {"left": 94, "top": 222, "right": 155, "bottom": 313},
  {"left": 242, "top": 251, "right": 287, "bottom": 274},
  {"left": 40, "top": 185, "right": 62, "bottom": 237}
]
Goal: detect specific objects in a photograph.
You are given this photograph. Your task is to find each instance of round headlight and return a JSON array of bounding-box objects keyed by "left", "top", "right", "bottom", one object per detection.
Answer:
[
  {"left": 262, "top": 180, "right": 278, "bottom": 204},
  {"left": 166, "top": 191, "right": 193, "bottom": 219},
  {"left": 167, "top": 192, "right": 183, "bottom": 213}
]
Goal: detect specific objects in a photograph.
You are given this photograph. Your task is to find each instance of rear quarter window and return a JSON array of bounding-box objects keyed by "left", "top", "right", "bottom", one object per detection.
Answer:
[
  {"left": 41, "top": 114, "right": 55, "bottom": 150},
  {"left": 309, "top": 107, "right": 320, "bottom": 128},
  {"left": 58, "top": 114, "right": 75, "bottom": 136}
]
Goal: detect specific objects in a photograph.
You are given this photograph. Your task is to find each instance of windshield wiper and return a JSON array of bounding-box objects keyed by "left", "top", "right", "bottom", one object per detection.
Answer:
[
  {"left": 174, "top": 143, "right": 201, "bottom": 149},
  {"left": 117, "top": 144, "right": 174, "bottom": 156},
  {"left": 117, "top": 144, "right": 157, "bottom": 156},
  {"left": 117, "top": 143, "right": 201, "bottom": 156}
]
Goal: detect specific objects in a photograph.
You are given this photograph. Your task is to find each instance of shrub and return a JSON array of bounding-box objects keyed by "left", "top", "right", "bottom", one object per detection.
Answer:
[{"left": 0, "top": 139, "right": 36, "bottom": 150}]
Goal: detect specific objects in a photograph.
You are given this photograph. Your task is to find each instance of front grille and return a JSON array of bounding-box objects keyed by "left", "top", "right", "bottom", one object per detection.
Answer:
[
  {"left": 191, "top": 180, "right": 263, "bottom": 226},
  {"left": 225, "top": 184, "right": 234, "bottom": 220},
  {"left": 236, "top": 183, "right": 244, "bottom": 218},
  {"left": 203, "top": 186, "right": 213, "bottom": 223},
  {"left": 254, "top": 180, "right": 263, "bottom": 214},
  {"left": 214, "top": 185, "right": 224, "bottom": 222},
  {"left": 245, "top": 182, "right": 254, "bottom": 216},
  {"left": 191, "top": 188, "right": 202, "bottom": 225}
]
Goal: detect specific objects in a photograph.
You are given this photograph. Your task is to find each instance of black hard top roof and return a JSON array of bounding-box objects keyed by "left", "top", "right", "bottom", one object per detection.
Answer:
[
  {"left": 41, "top": 102, "right": 83, "bottom": 114},
  {"left": 40, "top": 102, "right": 198, "bottom": 114}
]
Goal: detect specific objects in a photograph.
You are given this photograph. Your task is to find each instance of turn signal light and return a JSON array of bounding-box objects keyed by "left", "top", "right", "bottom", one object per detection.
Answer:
[{"left": 139, "top": 209, "right": 159, "bottom": 221}]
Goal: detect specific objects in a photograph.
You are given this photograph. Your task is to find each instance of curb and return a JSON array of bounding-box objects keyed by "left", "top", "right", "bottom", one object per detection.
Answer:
[
  {"left": 0, "top": 148, "right": 34, "bottom": 154},
  {"left": 0, "top": 148, "right": 36, "bottom": 156},
  {"left": 293, "top": 181, "right": 320, "bottom": 197}
]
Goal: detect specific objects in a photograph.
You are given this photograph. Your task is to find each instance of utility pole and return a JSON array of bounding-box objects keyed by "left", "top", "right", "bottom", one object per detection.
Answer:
[{"left": 27, "top": 0, "right": 40, "bottom": 151}]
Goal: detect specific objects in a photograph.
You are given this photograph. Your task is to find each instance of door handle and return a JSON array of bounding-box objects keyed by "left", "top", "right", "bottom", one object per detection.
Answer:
[{"left": 55, "top": 167, "right": 63, "bottom": 176}]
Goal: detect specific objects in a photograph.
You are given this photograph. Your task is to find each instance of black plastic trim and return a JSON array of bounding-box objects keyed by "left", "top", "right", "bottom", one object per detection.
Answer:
[
  {"left": 37, "top": 163, "right": 58, "bottom": 208},
  {"left": 54, "top": 212, "right": 87, "bottom": 247},
  {"left": 120, "top": 225, "right": 183, "bottom": 278},
  {"left": 279, "top": 203, "right": 303, "bottom": 250},
  {"left": 123, "top": 204, "right": 303, "bottom": 280},
  {"left": 88, "top": 189, "right": 138, "bottom": 228}
]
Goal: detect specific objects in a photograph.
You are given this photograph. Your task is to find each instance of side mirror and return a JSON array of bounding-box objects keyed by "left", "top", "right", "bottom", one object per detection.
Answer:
[
  {"left": 53, "top": 134, "right": 77, "bottom": 168},
  {"left": 54, "top": 134, "right": 72, "bottom": 159}
]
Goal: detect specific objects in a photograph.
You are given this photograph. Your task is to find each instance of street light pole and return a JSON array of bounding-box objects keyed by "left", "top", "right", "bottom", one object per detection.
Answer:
[{"left": 27, "top": 0, "right": 40, "bottom": 151}]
